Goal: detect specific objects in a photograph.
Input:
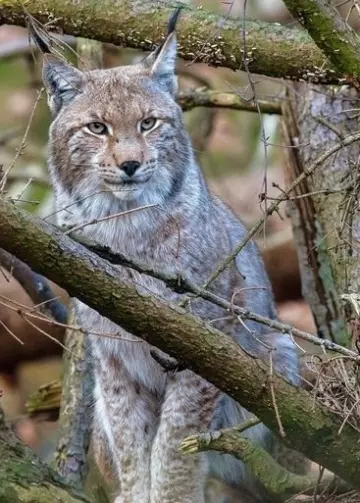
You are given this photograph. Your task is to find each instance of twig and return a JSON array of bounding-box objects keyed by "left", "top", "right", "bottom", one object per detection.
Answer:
[
  {"left": 0, "top": 88, "right": 44, "bottom": 192},
  {"left": 0, "top": 34, "right": 75, "bottom": 60},
  {"left": 269, "top": 351, "right": 285, "bottom": 438},
  {"left": 6, "top": 172, "right": 49, "bottom": 187},
  {"left": 0, "top": 292, "right": 142, "bottom": 343},
  {"left": 72, "top": 234, "right": 360, "bottom": 361},
  {"left": 241, "top": 0, "right": 270, "bottom": 240},
  {"left": 0, "top": 319, "right": 23, "bottom": 345},
  {"left": 203, "top": 130, "right": 360, "bottom": 290},
  {"left": 63, "top": 204, "right": 157, "bottom": 235},
  {"left": 22, "top": 314, "right": 74, "bottom": 356}
]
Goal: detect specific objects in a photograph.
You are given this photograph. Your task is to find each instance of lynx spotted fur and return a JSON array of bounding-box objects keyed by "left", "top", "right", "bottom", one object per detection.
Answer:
[{"left": 42, "top": 11, "right": 301, "bottom": 503}]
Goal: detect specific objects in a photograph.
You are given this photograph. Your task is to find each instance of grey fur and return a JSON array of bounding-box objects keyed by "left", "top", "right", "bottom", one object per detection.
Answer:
[{"left": 44, "top": 25, "right": 301, "bottom": 503}]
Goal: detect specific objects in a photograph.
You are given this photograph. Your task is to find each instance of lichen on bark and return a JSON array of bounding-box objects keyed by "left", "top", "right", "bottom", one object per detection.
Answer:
[
  {"left": 282, "top": 84, "right": 360, "bottom": 346},
  {"left": 0, "top": 0, "right": 341, "bottom": 83}
]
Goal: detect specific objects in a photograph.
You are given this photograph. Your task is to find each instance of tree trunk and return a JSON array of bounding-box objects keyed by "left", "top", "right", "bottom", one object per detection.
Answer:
[{"left": 282, "top": 84, "right": 360, "bottom": 345}]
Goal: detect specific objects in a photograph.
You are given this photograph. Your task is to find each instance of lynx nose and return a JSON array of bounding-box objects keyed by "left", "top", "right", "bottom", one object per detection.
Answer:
[{"left": 120, "top": 160, "right": 140, "bottom": 177}]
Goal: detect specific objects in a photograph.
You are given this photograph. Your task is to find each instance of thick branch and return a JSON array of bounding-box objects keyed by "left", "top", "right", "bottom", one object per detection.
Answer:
[
  {"left": 1, "top": 199, "right": 360, "bottom": 488},
  {"left": 0, "top": 406, "right": 90, "bottom": 502},
  {"left": 51, "top": 308, "right": 93, "bottom": 490},
  {"left": 0, "top": 0, "right": 343, "bottom": 83},
  {"left": 282, "top": 0, "right": 360, "bottom": 81}
]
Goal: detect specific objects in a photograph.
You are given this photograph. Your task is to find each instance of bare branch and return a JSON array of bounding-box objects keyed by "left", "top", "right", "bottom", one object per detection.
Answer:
[
  {"left": 178, "top": 89, "right": 282, "bottom": 115},
  {"left": 202, "top": 129, "right": 360, "bottom": 290},
  {"left": 72, "top": 234, "right": 359, "bottom": 361}
]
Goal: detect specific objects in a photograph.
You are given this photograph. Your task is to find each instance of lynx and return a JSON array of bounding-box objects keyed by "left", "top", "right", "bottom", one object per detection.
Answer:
[{"left": 41, "top": 10, "right": 302, "bottom": 503}]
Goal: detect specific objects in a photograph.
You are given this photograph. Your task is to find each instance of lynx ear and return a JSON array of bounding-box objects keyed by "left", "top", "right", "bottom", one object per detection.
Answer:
[
  {"left": 144, "top": 8, "right": 182, "bottom": 95},
  {"left": 43, "top": 56, "right": 83, "bottom": 116}
]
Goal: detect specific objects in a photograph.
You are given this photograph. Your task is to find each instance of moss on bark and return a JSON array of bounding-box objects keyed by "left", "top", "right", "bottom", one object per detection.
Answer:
[
  {"left": 0, "top": 408, "right": 90, "bottom": 503},
  {"left": 0, "top": 0, "right": 341, "bottom": 83},
  {"left": 283, "top": 0, "right": 360, "bottom": 81},
  {"left": 0, "top": 199, "right": 360, "bottom": 487}
]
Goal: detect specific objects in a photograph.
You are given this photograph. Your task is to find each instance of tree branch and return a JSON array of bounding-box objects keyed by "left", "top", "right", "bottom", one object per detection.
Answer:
[
  {"left": 183, "top": 425, "right": 307, "bottom": 498},
  {"left": 0, "top": 405, "right": 91, "bottom": 502},
  {"left": 181, "top": 425, "right": 344, "bottom": 499},
  {"left": 178, "top": 89, "right": 282, "bottom": 115},
  {"left": 282, "top": 0, "right": 360, "bottom": 83},
  {"left": 0, "top": 198, "right": 360, "bottom": 489},
  {"left": 0, "top": 0, "right": 343, "bottom": 83}
]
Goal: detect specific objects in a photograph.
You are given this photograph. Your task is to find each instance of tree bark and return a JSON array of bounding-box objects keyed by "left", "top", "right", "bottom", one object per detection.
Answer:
[
  {"left": 0, "top": 198, "right": 360, "bottom": 488},
  {"left": 281, "top": 84, "right": 360, "bottom": 345},
  {"left": 0, "top": 406, "right": 90, "bottom": 503},
  {"left": 0, "top": 0, "right": 342, "bottom": 83}
]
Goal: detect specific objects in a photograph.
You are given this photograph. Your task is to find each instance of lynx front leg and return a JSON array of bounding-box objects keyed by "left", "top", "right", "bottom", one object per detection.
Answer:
[
  {"left": 150, "top": 370, "right": 219, "bottom": 503},
  {"left": 95, "top": 358, "right": 158, "bottom": 503}
]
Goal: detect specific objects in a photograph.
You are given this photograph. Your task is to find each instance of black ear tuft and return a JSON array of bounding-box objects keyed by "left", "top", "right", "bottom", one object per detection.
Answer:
[
  {"left": 167, "top": 6, "right": 183, "bottom": 35},
  {"left": 26, "top": 11, "right": 52, "bottom": 55},
  {"left": 141, "top": 7, "right": 183, "bottom": 96},
  {"left": 26, "top": 13, "right": 83, "bottom": 116}
]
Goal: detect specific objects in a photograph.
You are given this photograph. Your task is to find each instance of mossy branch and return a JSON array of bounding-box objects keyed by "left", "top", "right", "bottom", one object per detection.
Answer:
[
  {"left": 0, "top": 406, "right": 91, "bottom": 503},
  {"left": 181, "top": 424, "right": 347, "bottom": 499},
  {"left": 282, "top": 0, "right": 360, "bottom": 82},
  {"left": 1, "top": 198, "right": 360, "bottom": 488},
  {"left": 0, "top": 0, "right": 343, "bottom": 83}
]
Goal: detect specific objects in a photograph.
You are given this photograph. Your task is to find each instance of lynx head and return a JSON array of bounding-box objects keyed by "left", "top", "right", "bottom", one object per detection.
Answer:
[{"left": 43, "top": 9, "right": 191, "bottom": 204}]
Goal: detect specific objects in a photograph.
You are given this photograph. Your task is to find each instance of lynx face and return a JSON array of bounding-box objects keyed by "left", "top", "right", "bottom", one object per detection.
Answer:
[{"left": 44, "top": 32, "right": 189, "bottom": 204}]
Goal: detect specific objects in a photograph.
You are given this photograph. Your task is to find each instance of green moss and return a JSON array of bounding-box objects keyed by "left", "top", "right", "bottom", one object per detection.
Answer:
[
  {"left": 0, "top": 0, "right": 341, "bottom": 83},
  {"left": 283, "top": 0, "right": 360, "bottom": 77}
]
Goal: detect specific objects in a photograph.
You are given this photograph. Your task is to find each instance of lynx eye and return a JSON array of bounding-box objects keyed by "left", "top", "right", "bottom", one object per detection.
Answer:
[
  {"left": 140, "top": 117, "right": 157, "bottom": 132},
  {"left": 87, "top": 122, "right": 108, "bottom": 135}
]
